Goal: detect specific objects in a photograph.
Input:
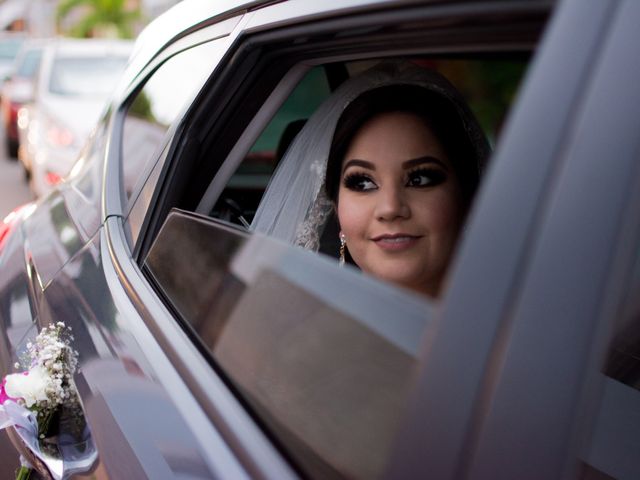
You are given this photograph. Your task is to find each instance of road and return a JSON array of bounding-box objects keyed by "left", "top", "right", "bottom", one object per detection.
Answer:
[{"left": 0, "top": 130, "right": 33, "bottom": 219}]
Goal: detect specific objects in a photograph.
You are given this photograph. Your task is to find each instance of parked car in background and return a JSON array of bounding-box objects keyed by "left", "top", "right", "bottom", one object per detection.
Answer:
[
  {"left": 0, "top": 0, "right": 639, "bottom": 479},
  {"left": 0, "top": 32, "right": 24, "bottom": 89},
  {"left": 0, "top": 39, "right": 45, "bottom": 159},
  {"left": 18, "top": 38, "right": 132, "bottom": 197}
]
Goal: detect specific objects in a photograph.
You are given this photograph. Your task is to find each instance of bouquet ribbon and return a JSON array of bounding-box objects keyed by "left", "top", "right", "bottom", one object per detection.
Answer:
[{"left": 0, "top": 400, "right": 64, "bottom": 479}]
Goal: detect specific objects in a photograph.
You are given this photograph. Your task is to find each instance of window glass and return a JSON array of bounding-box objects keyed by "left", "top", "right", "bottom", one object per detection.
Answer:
[
  {"left": 48, "top": 56, "right": 128, "bottom": 97},
  {"left": 207, "top": 58, "right": 526, "bottom": 265},
  {"left": 120, "top": 40, "right": 223, "bottom": 205},
  {"left": 147, "top": 54, "right": 529, "bottom": 479},
  {"left": 145, "top": 210, "right": 429, "bottom": 480},
  {"left": 0, "top": 38, "right": 23, "bottom": 61},
  {"left": 127, "top": 142, "right": 169, "bottom": 246},
  {"left": 208, "top": 67, "right": 331, "bottom": 226},
  {"left": 16, "top": 48, "right": 42, "bottom": 78}
]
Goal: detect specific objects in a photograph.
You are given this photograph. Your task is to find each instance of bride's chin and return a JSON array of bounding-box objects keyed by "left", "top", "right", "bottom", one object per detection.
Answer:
[{"left": 365, "top": 266, "right": 441, "bottom": 298}]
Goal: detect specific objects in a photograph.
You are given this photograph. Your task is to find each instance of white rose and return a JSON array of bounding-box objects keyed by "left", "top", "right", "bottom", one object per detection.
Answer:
[{"left": 4, "top": 366, "right": 51, "bottom": 408}]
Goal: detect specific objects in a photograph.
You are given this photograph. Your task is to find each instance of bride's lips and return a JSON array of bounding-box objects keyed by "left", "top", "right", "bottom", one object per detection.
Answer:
[{"left": 371, "top": 233, "right": 421, "bottom": 251}]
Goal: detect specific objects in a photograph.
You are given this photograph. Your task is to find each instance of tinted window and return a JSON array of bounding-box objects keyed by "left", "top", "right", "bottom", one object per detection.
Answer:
[
  {"left": 209, "top": 67, "right": 331, "bottom": 227},
  {"left": 145, "top": 51, "right": 529, "bottom": 472},
  {"left": 146, "top": 50, "right": 529, "bottom": 480},
  {"left": 145, "top": 210, "right": 429, "bottom": 479},
  {"left": 121, "top": 40, "right": 222, "bottom": 207}
]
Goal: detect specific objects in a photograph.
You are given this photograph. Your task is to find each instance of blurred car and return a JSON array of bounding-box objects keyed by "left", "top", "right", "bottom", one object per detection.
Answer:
[
  {"left": 0, "top": 39, "right": 45, "bottom": 160},
  {"left": 19, "top": 38, "right": 131, "bottom": 197},
  {"left": 0, "top": 32, "right": 24, "bottom": 89},
  {"left": 0, "top": 1, "right": 639, "bottom": 479}
]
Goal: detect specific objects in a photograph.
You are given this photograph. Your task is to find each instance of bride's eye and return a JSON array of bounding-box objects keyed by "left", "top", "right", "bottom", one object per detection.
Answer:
[
  {"left": 343, "top": 172, "right": 377, "bottom": 191},
  {"left": 406, "top": 168, "right": 446, "bottom": 188}
]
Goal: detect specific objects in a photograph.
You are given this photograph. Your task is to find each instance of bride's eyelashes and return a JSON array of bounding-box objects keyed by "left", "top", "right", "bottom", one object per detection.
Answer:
[
  {"left": 343, "top": 172, "right": 377, "bottom": 191},
  {"left": 342, "top": 167, "right": 447, "bottom": 192},
  {"left": 405, "top": 167, "right": 447, "bottom": 187}
]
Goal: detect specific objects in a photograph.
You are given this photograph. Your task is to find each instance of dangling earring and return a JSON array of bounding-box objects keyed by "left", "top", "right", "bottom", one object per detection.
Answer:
[{"left": 339, "top": 232, "right": 346, "bottom": 266}]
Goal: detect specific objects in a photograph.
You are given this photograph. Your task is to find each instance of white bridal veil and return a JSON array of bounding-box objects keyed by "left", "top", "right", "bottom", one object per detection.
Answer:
[{"left": 251, "top": 61, "right": 490, "bottom": 252}]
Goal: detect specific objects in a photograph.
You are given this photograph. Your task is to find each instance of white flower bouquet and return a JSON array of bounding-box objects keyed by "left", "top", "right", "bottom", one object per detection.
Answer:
[{"left": 0, "top": 322, "right": 93, "bottom": 480}]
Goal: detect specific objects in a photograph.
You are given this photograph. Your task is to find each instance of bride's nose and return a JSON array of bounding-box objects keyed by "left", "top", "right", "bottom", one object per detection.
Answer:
[{"left": 375, "top": 184, "right": 410, "bottom": 221}]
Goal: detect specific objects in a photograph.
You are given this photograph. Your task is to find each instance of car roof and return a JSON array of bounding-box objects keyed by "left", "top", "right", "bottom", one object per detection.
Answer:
[{"left": 131, "top": 0, "right": 266, "bottom": 58}]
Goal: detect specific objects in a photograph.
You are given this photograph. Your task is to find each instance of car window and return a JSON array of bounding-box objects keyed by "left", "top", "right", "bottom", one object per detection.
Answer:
[
  {"left": 48, "top": 55, "right": 128, "bottom": 97},
  {"left": 204, "top": 57, "right": 525, "bottom": 250},
  {"left": 0, "top": 38, "right": 23, "bottom": 61},
  {"left": 16, "top": 48, "right": 42, "bottom": 78},
  {"left": 144, "top": 209, "right": 430, "bottom": 479},
  {"left": 142, "top": 50, "right": 530, "bottom": 478},
  {"left": 208, "top": 67, "right": 332, "bottom": 226},
  {"left": 121, "top": 40, "right": 223, "bottom": 211}
]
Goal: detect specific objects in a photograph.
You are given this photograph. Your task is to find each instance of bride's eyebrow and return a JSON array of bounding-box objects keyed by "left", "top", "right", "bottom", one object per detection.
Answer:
[
  {"left": 342, "top": 159, "right": 375, "bottom": 172},
  {"left": 402, "top": 156, "right": 448, "bottom": 171},
  {"left": 341, "top": 156, "right": 448, "bottom": 173}
]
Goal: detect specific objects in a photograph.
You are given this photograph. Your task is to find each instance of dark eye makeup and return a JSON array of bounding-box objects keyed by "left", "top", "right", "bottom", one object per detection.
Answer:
[
  {"left": 405, "top": 167, "right": 447, "bottom": 187},
  {"left": 342, "top": 166, "right": 447, "bottom": 192},
  {"left": 343, "top": 172, "right": 377, "bottom": 191}
]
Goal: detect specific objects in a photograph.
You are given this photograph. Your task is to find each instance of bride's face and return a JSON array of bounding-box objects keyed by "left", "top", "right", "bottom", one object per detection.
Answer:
[{"left": 337, "top": 111, "right": 465, "bottom": 298}]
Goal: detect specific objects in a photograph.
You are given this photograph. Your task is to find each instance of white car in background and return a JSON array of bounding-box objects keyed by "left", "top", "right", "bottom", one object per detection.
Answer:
[
  {"left": 20, "top": 38, "right": 132, "bottom": 197},
  {"left": 0, "top": 33, "right": 25, "bottom": 88},
  {"left": 1, "top": 39, "right": 45, "bottom": 160}
]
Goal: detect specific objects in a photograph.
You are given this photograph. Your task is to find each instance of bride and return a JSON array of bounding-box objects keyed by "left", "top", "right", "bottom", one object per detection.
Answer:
[{"left": 252, "top": 61, "right": 490, "bottom": 298}]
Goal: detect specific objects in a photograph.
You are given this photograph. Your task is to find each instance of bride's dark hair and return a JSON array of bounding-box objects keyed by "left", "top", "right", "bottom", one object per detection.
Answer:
[
  {"left": 325, "top": 84, "right": 482, "bottom": 207},
  {"left": 251, "top": 62, "right": 490, "bottom": 252}
]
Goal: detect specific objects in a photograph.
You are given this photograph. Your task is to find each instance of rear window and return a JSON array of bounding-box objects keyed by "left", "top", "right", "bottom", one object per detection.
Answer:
[{"left": 49, "top": 56, "right": 128, "bottom": 96}]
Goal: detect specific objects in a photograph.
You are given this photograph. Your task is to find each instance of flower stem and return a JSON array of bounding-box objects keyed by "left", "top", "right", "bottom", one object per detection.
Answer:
[
  {"left": 37, "top": 408, "right": 56, "bottom": 439},
  {"left": 15, "top": 466, "right": 31, "bottom": 479}
]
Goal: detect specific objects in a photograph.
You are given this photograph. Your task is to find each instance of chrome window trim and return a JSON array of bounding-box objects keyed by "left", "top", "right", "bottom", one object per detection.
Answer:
[{"left": 102, "top": 216, "right": 298, "bottom": 480}]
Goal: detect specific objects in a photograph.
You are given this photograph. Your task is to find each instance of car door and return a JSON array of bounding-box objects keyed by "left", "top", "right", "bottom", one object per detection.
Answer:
[
  {"left": 31, "top": 12, "right": 283, "bottom": 479},
  {"left": 29, "top": 0, "right": 640, "bottom": 478},
  {"left": 390, "top": 1, "right": 640, "bottom": 479},
  {"left": 100, "top": 1, "right": 553, "bottom": 478}
]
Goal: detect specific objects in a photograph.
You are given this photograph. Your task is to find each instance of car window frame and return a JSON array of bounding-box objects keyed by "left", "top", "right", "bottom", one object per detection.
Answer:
[
  {"left": 120, "top": 32, "right": 245, "bottom": 248},
  {"left": 103, "top": 14, "right": 245, "bottom": 221},
  {"left": 134, "top": 1, "right": 547, "bottom": 265}
]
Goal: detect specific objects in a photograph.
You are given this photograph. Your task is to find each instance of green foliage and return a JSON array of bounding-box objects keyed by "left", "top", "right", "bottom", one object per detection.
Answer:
[
  {"left": 56, "top": 0, "right": 143, "bottom": 39},
  {"left": 435, "top": 59, "right": 529, "bottom": 146}
]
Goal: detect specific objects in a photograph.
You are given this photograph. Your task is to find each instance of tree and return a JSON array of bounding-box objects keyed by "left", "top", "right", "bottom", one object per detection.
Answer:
[{"left": 56, "top": 0, "right": 142, "bottom": 39}]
